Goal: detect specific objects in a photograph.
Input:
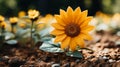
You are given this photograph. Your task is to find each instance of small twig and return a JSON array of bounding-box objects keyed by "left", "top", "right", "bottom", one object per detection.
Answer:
[{"left": 80, "top": 48, "right": 94, "bottom": 52}]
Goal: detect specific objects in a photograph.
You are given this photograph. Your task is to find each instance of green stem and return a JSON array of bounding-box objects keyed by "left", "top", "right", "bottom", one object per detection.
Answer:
[
  {"left": 11, "top": 25, "right": 14, "bottom": 33},
  {"left": 31, "top": 22, "right": 33, "bottom": 39},
  {"left": 31, "top": 21, "right": 34, "bottom": 47}
]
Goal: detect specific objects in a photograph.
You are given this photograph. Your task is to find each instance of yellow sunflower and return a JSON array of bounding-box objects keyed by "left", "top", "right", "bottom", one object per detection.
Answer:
[{"left": 51, "top": 7, "right": 94, "bottom": 51}]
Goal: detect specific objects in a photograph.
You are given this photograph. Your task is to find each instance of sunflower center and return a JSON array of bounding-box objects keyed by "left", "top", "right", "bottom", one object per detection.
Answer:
[{"left": 65, "top": 23, "right": 80, "bottom": 37}]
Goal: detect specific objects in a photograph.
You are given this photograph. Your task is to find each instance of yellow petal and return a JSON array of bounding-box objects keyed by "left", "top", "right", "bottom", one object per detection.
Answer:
[
  {"left": 80, "top": 32, "right": 92, "bottom": 40},
  {"left": 70, "top": 38, "right": 77, "bottom": 51},
  {"left": 80, "top": 16, "right": 93, "bottom": 27},
  {"left": 75, "top": 14, "right": 82, "bottom": 24},
  {"left": 60, "top": 9, "right": 69, "bottom": 24},
  {"left": 55, "top": 15, "right": 66, "bottom": 26},
  {"left": 81, "top": 25, "right": 94, "bottom": 32},
  {"left": 54, "top": 34, "right": 67, "bottom": 43},
  {"left": 74, "top": 7, "right": 81, "bottom": 14},
  {"left": 67, "top": 6, "right": 74, "bottom": 22},
  {"left": 61, "top": 36, "right": 71, "bottom": 49},
  {"left": 74, "top": 7, "right": 81, "bottom": 23},
  {"left": 78, "top": 10, "right": 88, "bottom": 25},
  {"left": 52, "top": 23, "right": 64, "bottom": 30},
  {"left": 51, "top": 29, "right": 64, "bottom": 35},
  {"left": 76, "top": 38, "right": 85, "bottom": 48},
  {"left": 67, "top": 6, "right": 74, "bottom": 15}
]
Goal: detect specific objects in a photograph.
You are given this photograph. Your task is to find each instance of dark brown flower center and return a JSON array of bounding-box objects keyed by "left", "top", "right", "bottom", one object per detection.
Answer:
[{"left": 65, "top": 23, "right": 80, "bottom": 37}]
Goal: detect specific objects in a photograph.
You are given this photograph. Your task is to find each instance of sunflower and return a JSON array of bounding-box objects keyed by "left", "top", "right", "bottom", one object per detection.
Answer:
[{"left": 51, "top": 7, "right": 94, "bottom": 51}]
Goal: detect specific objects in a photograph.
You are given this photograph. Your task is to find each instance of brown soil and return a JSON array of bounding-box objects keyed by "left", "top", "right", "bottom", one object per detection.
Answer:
[{"left": 0, "top": 33, "right": 120, "bottom": 67}]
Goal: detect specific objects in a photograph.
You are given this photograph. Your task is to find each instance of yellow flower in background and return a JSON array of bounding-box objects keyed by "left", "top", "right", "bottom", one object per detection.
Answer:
[
  {"left": 36, "top": 14, "right": 55, "bottom": 30},
  {"left": 18, "top": 11, "right": 26, "bottom": 18},
  {"left": 19, "top": 23, "right": 26, "bottom": 28},
  {"left": 28, "top": 9, "right": 40, "bottom": 19},
  {"left": 95, "top": 11, "right": 111, "bottom": 24},
  {"left": 51, "top": 7, "right": 94, "bottom": 51},
  {"left": 0, "top": 15, "right": 5, "bottom": 22},
  {"left": 0, "top": 21, "right": 7, "bottom": 29},
  {"left": 9, "top": 17, "right": 18, "bottom": 24},
  {"left": 112, "top": 13, "right": 120, "bottom": 22}
]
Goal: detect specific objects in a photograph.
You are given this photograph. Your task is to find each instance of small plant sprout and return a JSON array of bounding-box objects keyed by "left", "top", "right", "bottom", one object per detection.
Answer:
[{"left": 28, "top": 9, "right": 40, "bottom": 47}]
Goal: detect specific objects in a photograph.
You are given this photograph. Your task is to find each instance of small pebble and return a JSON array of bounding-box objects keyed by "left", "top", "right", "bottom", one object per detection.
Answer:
[
  {"left": 2, "top": 56, "right": 9, "bottom": 64},
  {"left": 46, "top": 63, "right": 52, "bottom": 67},
  {"left": 38, "top": 61, "right": 46, "bottom": 67},
  {"left": 102, "top": 49, "right": 109, "bottom": 54},
  {"left": 75, "top": 59, "right": 80, "bottom": 64},
  {"left": 108, "top": 59, "right": 115, "bottom": 63},
  {"left": 4, "top": 56, "right": 9, "bottom": 59},
  {"left": 52, "top": 63, "right": 60, "bottom": 67},
  {"left": 116, "top": 41, "right": 120, "bottom": 46},
  {"left": 117, "top": 31, "right": 120, "bottom": 36},
  {"left": 62, "top": 63, "right": 70, "bottom": 67},
  {"left": 71, "top": 62, "right": 76, "bottom": 67},
  {"left": 29, "top": 65, "right": 34, "bottom": 67},
  {"left": 102, "top": 56, "right": 109, "bottom": 60},
  {"left": 30, "top": 56, "right": 35, "bottom": 61}
]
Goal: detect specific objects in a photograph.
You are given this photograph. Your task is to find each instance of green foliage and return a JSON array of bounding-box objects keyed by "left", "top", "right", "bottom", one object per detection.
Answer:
[
  {"left": 66, "top": 51, "right": 83, "bottom": 58},
  {"left": 39, "top": 35, "right": 83, "bottom": 58},
  {"left": 40, "top": 42, "right": 63, "bottom": 53},
  {"left": 5, "top": 39, "right": 17, "bottom": 45}
]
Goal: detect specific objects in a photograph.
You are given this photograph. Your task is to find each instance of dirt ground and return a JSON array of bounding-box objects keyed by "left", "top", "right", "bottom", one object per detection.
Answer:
[{"left": 0, "top": 32, "right": 120, "bottom": 67}]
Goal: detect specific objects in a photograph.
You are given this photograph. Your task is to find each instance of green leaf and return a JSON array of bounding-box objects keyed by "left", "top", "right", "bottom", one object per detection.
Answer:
[
  {"left": 5, "top": 40, "right": 18, "bottom": 45},
  {"left": 66, "top": 51, "right": 83, "bottom": 58},
  {"left": 39, "top": 42, "right": 63, "bottom": 53},
  {"left": 15, "top": 29, "right": 30, "bottom": 45},
  {"left": 4, "top": 32, "right": 15, "bottom": 40},
  {"left": 16, "top": 28, "right": 30, "bottom": 38},
  {"left": 38, "top": 27, "right": 53, "bottom": 37},
  {"left": 31, "top": 33, "right": 41, "bottom": 45}
]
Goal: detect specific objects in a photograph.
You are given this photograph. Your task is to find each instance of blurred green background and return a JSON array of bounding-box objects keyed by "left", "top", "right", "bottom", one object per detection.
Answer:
[{"left": 0, "top": 0, "right": 120, "bottom": 17}]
